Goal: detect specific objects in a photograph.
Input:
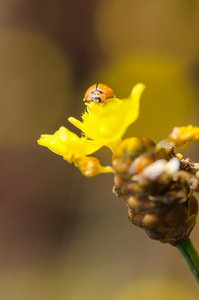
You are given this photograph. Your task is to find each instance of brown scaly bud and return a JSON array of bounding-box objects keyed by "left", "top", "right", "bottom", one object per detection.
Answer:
[{"left": 112, "top": 137, "right": 198, "bottom": 246}]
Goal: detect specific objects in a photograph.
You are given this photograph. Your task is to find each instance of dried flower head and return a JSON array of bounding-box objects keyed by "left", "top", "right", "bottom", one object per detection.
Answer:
[{"left": 113, "top": 136, "right": 199, "bottom": 245}]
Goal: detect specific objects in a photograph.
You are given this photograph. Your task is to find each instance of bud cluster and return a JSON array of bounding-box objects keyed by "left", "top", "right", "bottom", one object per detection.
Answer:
[{"left": 113, "top": 137, "right": 198, "bottom": 246}]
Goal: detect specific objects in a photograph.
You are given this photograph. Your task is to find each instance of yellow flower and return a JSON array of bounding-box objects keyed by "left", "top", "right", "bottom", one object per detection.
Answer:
[
  {"left": 38, "top": 83, "right": 145, "bottom": 176},
  {"left": 69, "top": 83, "right": 145, "bottom": 151}
]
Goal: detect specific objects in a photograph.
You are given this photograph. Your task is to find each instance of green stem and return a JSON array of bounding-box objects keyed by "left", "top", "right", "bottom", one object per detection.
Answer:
[{"left": 177, "top": 238, "right": 199, "bottom": 285}]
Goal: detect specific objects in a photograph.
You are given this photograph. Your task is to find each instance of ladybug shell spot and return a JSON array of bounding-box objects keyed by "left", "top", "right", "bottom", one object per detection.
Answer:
[{"left": 84, "top": 83, "right": 115, "bottom": 102}]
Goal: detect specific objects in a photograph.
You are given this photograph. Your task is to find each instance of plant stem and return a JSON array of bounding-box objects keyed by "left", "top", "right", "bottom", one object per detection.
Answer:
[{"left": 177, "top": 238, "right": 199, "bottom": 285}]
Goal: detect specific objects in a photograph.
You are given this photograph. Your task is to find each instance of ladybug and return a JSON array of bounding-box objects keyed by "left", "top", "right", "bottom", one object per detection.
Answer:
[{"left": 84, "top": 83, "right": 115, "bottom": 104}]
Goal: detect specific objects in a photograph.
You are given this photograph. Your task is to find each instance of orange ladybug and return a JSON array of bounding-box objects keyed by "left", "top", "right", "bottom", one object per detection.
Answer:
[{"left": 84, "top": 83, "right": 115, "bottom": 104}]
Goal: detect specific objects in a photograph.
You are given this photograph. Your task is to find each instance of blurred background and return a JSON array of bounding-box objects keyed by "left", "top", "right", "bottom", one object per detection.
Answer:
[{"left": 1, "top": 0, "right": 199, "bottom": 299}]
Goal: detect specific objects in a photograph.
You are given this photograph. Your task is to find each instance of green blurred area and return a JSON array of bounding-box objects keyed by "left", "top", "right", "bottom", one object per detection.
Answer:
[{"left": 0, "top": 0, "right": 199, "bottom": 299}]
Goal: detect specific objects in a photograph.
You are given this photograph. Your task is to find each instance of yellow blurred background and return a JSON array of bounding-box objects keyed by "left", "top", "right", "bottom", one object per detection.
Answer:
[{"left": 0, "top": 0, "right": 199, "bottom": 299}]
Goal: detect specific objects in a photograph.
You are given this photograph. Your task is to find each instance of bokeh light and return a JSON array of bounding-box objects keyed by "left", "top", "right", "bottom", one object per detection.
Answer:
[
  {"left": 95, "top": 0, "right": 199, "bottom": 66},
  {"left": 109, "top": 278, "right": 199, "bottom": 300},
  {"left": 0, "top": 28, "right": 71, "bottom": 146}
]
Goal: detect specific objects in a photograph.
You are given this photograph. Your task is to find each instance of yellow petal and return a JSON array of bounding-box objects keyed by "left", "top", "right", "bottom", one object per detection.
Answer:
[
  {"left": 37, "top": 126, "right": 102, "bottom": 159},
  {"left": 166, "top": 125, "right": 199, "bottom": 148},
  {"left": 38, "top": 126, "right": 72, "bottom": 156},
  {"left": 68, "top": 117, "right": 85, "bottom": 132}
]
